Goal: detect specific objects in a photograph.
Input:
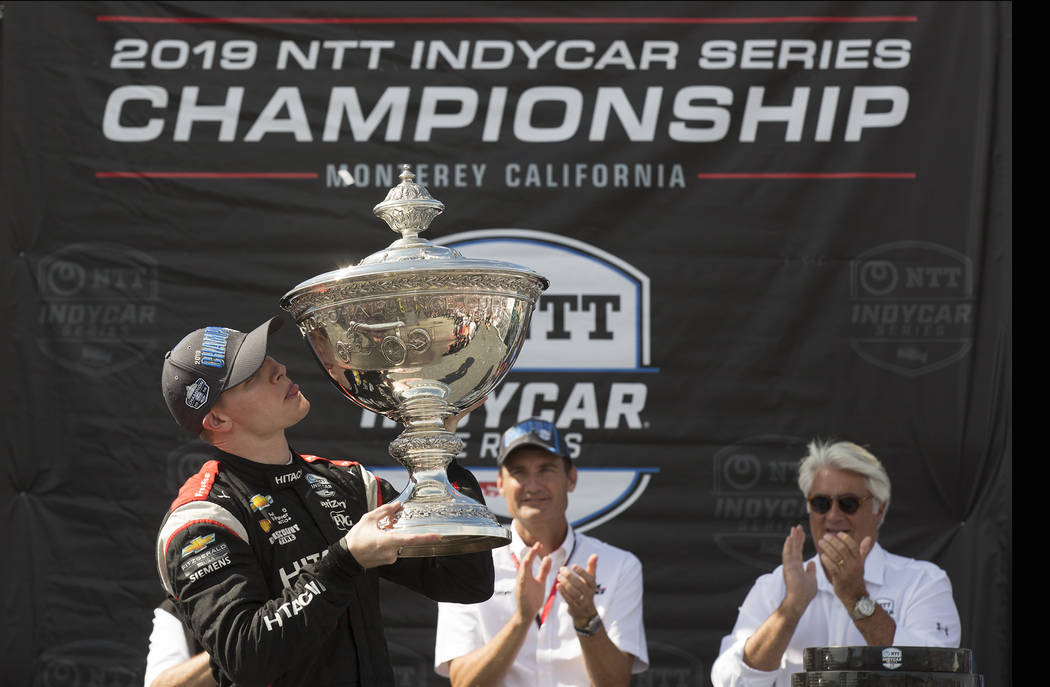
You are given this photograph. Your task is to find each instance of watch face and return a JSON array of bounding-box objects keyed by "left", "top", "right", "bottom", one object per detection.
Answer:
[
  {"left": 577, "top": 614, "right": 602, "bottom": 635},
  {"left": 857, "top": 597, "right": 876, "bottom": 616}
]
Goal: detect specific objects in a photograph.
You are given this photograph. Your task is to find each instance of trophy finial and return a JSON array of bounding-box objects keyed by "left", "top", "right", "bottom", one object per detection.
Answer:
[{"left": 373, "top": 164, "right": 445, "bottom": 241}]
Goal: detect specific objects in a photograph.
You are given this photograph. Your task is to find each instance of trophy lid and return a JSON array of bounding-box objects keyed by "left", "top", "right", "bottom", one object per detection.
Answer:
[{"left": 281, "top": 165, "right": 548, "bottom": 307}]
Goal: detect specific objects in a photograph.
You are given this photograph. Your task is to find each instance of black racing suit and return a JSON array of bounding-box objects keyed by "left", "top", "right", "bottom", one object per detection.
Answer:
[{"left": 156, "top": 449, "right": 494, "bottom": 686}]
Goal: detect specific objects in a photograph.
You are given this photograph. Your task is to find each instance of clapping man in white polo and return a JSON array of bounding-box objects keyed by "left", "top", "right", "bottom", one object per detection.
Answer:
[
  {"left": 711, "top": 440, "right": 961, "bottom": 687},
  {"left": 434, "top": 418, "right": 649, "bottom": 686}
]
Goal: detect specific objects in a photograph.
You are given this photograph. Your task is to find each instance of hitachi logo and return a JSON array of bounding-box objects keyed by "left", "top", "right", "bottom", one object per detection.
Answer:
[
  {"left": 275, "top": 469, "right": 302, "bottom": 485},
  {"left": 262, "top": 580, "right": 326, "bottom": 631}
]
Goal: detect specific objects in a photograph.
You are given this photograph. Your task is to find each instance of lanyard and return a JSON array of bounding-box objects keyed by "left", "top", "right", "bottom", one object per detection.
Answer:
[{"left": 509, "top": 538, "right": 577, "bottom": 629}]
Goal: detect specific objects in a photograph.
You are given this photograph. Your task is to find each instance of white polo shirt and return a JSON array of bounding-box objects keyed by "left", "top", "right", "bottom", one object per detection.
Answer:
[
  {"left": 710, "top": 543, "right": 961, "bottom": 687},
  {"left": 435, "top": 523, "right": 649, "bottom": 686}
]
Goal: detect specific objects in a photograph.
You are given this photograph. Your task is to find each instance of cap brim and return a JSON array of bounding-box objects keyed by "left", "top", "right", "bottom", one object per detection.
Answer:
[{"left": 225, "top": 316, "right": 284, "bottom": 389}]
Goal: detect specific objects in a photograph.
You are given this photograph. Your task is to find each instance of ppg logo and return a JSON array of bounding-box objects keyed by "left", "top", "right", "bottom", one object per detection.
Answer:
[{"left": 437, "top": 229, "right": 652, "bottom": 372}]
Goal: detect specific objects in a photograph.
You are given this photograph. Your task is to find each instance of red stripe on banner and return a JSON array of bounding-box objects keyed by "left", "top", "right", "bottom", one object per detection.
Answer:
[
  {"left": 96, "top": 15, "right": 918, "bottom": 25},
  {"left": 697, "top": 172, "right": 917, "bottom": 179},
  {"left": 96, "top": 172, "right": 319, "bottom": 179}
]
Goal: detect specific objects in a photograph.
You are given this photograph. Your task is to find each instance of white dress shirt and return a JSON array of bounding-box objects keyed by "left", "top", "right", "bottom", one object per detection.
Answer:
[
  {"left": 435, "top": 523, "right": 649, "bottom": 686},
  {"left": 710, "top": 543, "right": 961, "bottom": 687}
]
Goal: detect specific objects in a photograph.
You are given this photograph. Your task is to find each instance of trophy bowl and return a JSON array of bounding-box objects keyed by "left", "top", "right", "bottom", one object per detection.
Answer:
[{"left": 280, "top": 165, "right": 548, "bottom": 556}]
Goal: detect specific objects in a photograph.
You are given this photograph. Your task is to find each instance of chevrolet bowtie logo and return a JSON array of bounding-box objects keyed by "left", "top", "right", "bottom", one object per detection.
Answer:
[{"left": 181, "top": 534, "right": 215, "bottom": 557}]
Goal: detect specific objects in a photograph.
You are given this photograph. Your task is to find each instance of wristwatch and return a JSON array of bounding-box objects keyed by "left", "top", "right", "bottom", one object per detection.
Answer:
[
  {"left": 575, "top": 613, "right": 603, "bottom": 636},
  {"left": 850, "top": 595, "right": 876, "bottom": 621}
]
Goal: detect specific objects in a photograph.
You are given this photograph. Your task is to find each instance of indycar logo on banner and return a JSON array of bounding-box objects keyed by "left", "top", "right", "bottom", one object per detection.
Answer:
[
  {"left": 36, "top": 243, "right": 159, "bottom": 377},
  {"left": 711, "top": 435, "right": 809, "bottom": 570},
  {"left": 848, "top": 241, "right": 975, "bottom": 376}
]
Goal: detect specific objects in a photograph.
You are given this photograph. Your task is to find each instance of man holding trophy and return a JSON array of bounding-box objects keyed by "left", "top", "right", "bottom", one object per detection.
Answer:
[
  {"left": 156, "top": 166, "right": 553, "bottom": 686},
  {"left": 156, "top": 316, "right": 494, "bottom": 687}
]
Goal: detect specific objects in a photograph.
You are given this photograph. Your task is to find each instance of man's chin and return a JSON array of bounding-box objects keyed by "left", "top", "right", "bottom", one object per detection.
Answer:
[
  {"left": 517, "top": 502, "right": 554, "bottom": 517},
  {"left": 289, "top": 401, "right": 311, "bottom": 425}
]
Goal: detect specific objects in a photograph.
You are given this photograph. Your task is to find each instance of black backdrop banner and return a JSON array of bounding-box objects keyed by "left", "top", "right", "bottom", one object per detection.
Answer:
[{"left": 1, "top": 2, "right": 1011, "bottom": 686}]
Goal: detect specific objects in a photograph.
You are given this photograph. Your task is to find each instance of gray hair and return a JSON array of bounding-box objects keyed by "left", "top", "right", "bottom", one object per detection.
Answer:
[{"left": 797, "top": 440, "right": 891, "bottom": 518}]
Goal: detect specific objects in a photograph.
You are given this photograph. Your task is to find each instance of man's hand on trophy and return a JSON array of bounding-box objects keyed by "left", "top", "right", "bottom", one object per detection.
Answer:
[
  {"left": 444, "top": 395, "right": 488, "bottom": 434},
  {"left": 343, "top": 502, "right": 441, "bottom": 568}
]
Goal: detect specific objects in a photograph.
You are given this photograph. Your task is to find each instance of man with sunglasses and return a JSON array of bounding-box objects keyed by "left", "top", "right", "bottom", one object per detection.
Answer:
[
  {"left": 711, "top": 440, "right": 960, "bottom": 687},
  {"left": 433, "top": 418, "right": 650, "bottom": 686}
]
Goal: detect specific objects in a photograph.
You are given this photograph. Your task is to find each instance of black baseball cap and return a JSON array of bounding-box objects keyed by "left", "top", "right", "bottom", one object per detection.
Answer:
[
  {"left": 496, "top": 417, "right": 570, "bottom": 465},
  {"left": 161, "top": 316, "right": 283, "bottom": 434}
]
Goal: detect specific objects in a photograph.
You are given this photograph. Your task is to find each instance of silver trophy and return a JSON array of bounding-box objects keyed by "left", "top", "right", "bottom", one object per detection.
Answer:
[{"left": 280, "top": 165, "right": 548, "bottom": 556}]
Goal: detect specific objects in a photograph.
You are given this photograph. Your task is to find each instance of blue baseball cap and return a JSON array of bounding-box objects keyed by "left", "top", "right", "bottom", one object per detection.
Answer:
[
  {"left": 496, "top": 417, "right": 570, "bottom": 464},
  {"left": 161, "top": 317, "right": 283, "bottom": 434}
]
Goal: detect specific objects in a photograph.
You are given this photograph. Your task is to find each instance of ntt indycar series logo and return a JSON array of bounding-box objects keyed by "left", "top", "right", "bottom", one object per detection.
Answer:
[
  {"left": 849, "top": 241, "right": 975, "bottom": 377},
  {"left": 36, "top": 243, "right": 159, "bottom": 376},
  {"left": 711, "top": 435, "right": 809, "bottom": 571},
  {"left": 360, "top": 229, "right": 656, "bottom": 530}
]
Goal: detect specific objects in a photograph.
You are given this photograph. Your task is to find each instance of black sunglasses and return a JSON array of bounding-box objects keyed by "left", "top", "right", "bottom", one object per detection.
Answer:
[{"left": 808, "top": 495, "right": 872, "bottom": 515}]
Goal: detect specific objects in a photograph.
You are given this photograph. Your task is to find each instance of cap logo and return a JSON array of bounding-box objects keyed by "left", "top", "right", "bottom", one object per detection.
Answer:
[
  {"left": 185, "top": 378, "right": 210, "bottom": 409},
  {"left": 498, "top": 418, "right": 565, "bottom": 461},
  {"left": 197, "top": 326, "right": 231, "bottom": 368}
]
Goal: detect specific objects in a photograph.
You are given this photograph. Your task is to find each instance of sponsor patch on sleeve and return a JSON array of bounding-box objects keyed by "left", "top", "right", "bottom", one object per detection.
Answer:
[
  {"left": 181, "top": 543, "right": 230, "bottom": 575},
  {"left": 181, "top": 534, "right": 215, "bottom": 558}
]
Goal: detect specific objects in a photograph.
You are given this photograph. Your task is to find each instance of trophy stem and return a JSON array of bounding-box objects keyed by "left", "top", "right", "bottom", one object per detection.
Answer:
[{"left": 386, "top": 382, "right": 510, "bottom": 557}]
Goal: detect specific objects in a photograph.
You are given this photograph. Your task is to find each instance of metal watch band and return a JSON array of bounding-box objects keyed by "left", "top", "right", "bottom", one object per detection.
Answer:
[
  {"left": 575, "top": 613, "right": 603, "bottom": 636},
  {"left": 850, "top": 595, "right": 876, "bottom": 621}
]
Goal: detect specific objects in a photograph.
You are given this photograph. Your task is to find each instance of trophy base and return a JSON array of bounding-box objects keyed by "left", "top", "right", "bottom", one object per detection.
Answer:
[
  {"left": 386, "top": 452, "right": 512, "bottom": 557},
  {"left": 396, "top": 529, "right": 512, "bottom": 557},
  {"left": 391, "top": 497, "right": 511, "bottom": 557}
]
